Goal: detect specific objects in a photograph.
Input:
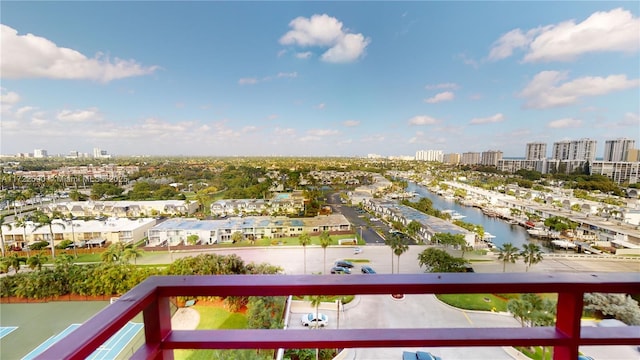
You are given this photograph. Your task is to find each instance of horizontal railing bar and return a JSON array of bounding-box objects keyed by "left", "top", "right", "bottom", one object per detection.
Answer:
[
  {"left": 581, "top": 326, "right": 640, "bottom": 345},
  {"left": 34, "top": 281, "right": 158, "bottom": 360},
  {"left": 157, "top": 327, "right": 640, "bottom": 349},
  {"left": 150, "top": 273, "right": 639, "bottom": 297}
]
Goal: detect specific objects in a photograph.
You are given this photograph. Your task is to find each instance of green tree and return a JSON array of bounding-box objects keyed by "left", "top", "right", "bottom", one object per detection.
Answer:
[
  {"left": 4, "top": 254, "right": 26, "bottom": 273},
  {"left": 507, "top": 297, "right": 532, "bottom": 327},
  {"left": 14, "top": 216, "right": 31, "bottom": 257},
  {"left": 298, "top": 232, "right": 311, "bottom": 274},
  {"left": 584, "top": 293, "right": 640, "bottom": 325},
  {"left": 0, "top": 215, "right": 12, "bottom": 257},
  {"left": 391, "top": 237, "right": 409, "bottom": 274},
  {"left": 406, "top": 220, "right": 421, "bottom": 240},
  {"left": 32, "top": 211, "right": 65, "bottom": 259},
  {"left": 497, "top": 243, "right": 520, "bottom": 273},
  {"left": 417, "top": 248, "right": 467, "bottom": 273},
  {"left": 520, "top": 243, "right": 543, "bottom": 272},
  {"left": 26, "top": 253, "right": 48, "bottom": 271},
  {"left": 231, "top": 231, "right": 244, "bottom": 244},
  {"left": 319, "top": 231, "right": 331, "bottom": 274},
  {"left": 122, "top": 245, "right": 144, "bottom": 265}
]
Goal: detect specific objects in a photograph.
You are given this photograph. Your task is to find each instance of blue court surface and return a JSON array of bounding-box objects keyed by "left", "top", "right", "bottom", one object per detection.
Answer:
[
  {"left": 0, "top": 327, "right": 18, "bottom": 339},
  {"left": 22, "top": 322, "right": 143, "bottom": 360}
]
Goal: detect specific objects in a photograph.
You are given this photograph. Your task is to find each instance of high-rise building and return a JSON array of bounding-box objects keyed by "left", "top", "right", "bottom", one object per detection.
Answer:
[
  {"left": 415, "top": 150, "right": 443, "bottom": 162},
  {"left": 443, "top": 153, "right": 461, "bottom": 165},
  {"left": 604, "top": 138, "right": 636, "bottom": 162},
  {"left": 480, "top": 150, "right": 503, "bottom": 166},
  {"left": 93, "top": 147, "right": 112, "bottom": 159},
  {"left": 461, "top": 152, "right": 481, "bottom": 165},
  {"left": 33, "top": 149, "right": 48, "bottom": 158},
  {"left": 525, "top": 142, "right": 547, "bottom": 160},
  {"left": 551, "top": 138, "right": 596, "bottom": 162}
]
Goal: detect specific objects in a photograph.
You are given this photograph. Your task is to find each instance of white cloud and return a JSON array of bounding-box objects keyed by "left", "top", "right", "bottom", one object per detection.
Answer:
[
  {"left": 470, "top": 113, "right": 505, "bottom": 125},
  {"left": 307, "top": 129, "right": 339, "bottom": 136},
  {"left": 343, "top": 120, "right": 360, "bottom": 127},
  {"left": 425, "top": 83, "right": 458, "bottom": 90},
  {"left": 277, "top": 49, "right": 287, "bottom": 57},
  {"left": 277, "top": 72, "right": 298, "bottom": 78},
  {"left": 489, "top": 8, "right": 640, "bottom": 62},
  {"left": 321, "top": 33, "right": 370, "bottom": 63},
  {"left": 519, "top": 71, "right": 640, "bottom": 109},
  {"left": 424, "top": 91, "right": 455, "bottom": 104},
  {"left": 56, "top": 108, "right": 102, "bottom": 123},
  {"left": 267, "top": 114, "right": 279, "bottom": 120},
  {"left": 547, "top": 118, "right": 582, "bottom": 128},
  {"left": 242, "top": 126, "right": 258, "bottom": 133},
  {"left": 408, "top": 115, "right": 439, "bottom": 126},
  {"left": 238, "top": 77, "right": 258, "bottom": 85},
  {"left": 1, "top": 24, "right": 159, "bottom": 82},
  {"left": 314, "top": 103, "right": 326, "bottom": 110},
  {"left": 274, "top": 127, "right": 295, "bottom": 136},
  {"left": 15, "top": 106, "right": 36, "bottom": 118},
  {"left": 0, "top": 88, "right": 21, "bottom": 105},
  {"left": 295, "top": 51, "right": 313, "bottom": 59},
  {"left": 619, "top": 112, "right": 640, "bottom": 126},
  {"left": 279, "top": 14, "right": 370, "bottom": 63}
]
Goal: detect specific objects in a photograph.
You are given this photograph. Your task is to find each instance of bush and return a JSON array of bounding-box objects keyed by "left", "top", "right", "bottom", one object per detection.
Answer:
[
  {"left": 29, "top": 241, "right": 50, "bottom": 250},
  {"left": 55, "top": 240, "right": 74, "bottom": 249}
]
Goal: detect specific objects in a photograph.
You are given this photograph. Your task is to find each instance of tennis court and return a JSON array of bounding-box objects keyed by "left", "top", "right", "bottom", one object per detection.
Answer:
[
  {"left": 0, "top": 327, "right": 18, "bottom": 339},
  {"left": 21, "top": 322, "right": 143, "bottom": 360}
]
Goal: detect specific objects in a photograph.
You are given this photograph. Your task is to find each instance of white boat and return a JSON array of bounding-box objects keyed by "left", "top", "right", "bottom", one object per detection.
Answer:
[
  {"left": 443, "top": 209, "right": 466, "bottom": 220},
  {"left": 551, "top": 240, "right": 577, "bottom": 249},
  {"left": 483, "top": 232, "right": 496, "bottom": 239}
]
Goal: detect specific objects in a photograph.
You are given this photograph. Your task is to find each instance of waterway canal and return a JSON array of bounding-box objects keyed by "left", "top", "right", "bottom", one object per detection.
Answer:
[{"left": 406, "top": 182, "right": 538, "bottom": 250}]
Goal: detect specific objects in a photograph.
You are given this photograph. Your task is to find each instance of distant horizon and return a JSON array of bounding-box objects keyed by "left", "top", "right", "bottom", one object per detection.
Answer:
[{"left": 1, "top": 2, "right": 638, "bottom": 157}]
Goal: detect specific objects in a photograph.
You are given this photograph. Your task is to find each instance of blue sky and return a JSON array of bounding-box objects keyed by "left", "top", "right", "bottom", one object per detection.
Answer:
[{"left": 1, "top": 1, "right": 639, "bottom": 158}]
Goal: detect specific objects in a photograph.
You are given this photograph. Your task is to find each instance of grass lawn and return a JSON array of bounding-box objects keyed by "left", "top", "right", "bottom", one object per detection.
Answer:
[
  {"left": 436, "top": 293, "right": 509, "bottom": 312},
  {"left": 174, "top": 305, "right": 248, "bottom": 360}
]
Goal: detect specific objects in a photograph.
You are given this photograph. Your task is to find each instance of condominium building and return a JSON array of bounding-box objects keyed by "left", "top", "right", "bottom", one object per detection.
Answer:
[
  {"left": 604, "top": 138, "right": 636, "bottom": 162},
  {"left": 415, "top": 150, "right": 443, "bottom": 162},
  {"left": 591, "top": 161, "right": 639, "bottom": 185},
  {"left": 33, "top": 149, "right": 48, "bottom": 158},
  {"left": 442, "top": 153, "right": 461, "bottom": 165},
  {"left": 460, "top": 152, "right": 481, "bottom": 165},
  {"left": 480, "top": 150, "right": 503, "bottom": 167},
  {"left": 551, "top": 138, "right": 596, "bottom": 162},
  {"left": 525, "top": 142, "right": 547, "bottom": 160}
]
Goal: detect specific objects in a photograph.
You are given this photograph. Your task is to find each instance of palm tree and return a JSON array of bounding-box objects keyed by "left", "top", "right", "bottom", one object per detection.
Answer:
[
  {"left": 27, "top": 253, "right": 48, "bottom": 270},
  {"left": 298, "top": 231, "right": 311, "bottom": 274},
  {"left": 520, "top": 243, "right": 543, "bottom": 272},
  {"left": 0, "top": 215, "right": 11, "bottom": 257},
  {"left": 308, "top": 294, "right": 323, "bottom": 360},
  {"left": 497, "top": 242, "right": 520, "bottom": 273},
  {"left": 32, "top": 211, "right": 65, "bottom": 259},
  {"left": 5, "top": 254, "right": 25, "bottom": 273},
  {"left": 385, "top": 233, "right": 402, "bottom": 274},
  {"left": 101, "top": 243, "right": 125, "bottom": 263},
  {"left": 14, "top": 216, "right": 32, "bottom": 257},
  {"left": 318, "top": 231, "right": 331, "bottom": 274},
  {"left": 122, "top": 245, "right": 144, "bottom": 265},
  {"left": 391, "top": 238, "right": 409, "bottom": 274}
]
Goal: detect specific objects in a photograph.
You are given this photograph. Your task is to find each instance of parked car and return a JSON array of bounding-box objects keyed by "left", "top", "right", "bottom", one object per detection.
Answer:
[
  {"left": 353, "top": 247, "right": 363, "bottom": 254},
  {"left": 330, "top": 266, "right": 351, "bottom": 274},
  {"left": 301, "top": 312, "right": 328, "bottom": 327},
  {"left": 402, "top": 351, "right": 442, "bottom": 360},
  {"left": 334, "top": 260, "right": 354, "bottom": 268},
  {"left": 361, "top": 265, "right": 376, "bottom": 274}
]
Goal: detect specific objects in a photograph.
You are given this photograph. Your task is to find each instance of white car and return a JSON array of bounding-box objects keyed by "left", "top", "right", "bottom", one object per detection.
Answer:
[
  {"left": 353, "top": 247, "right": 363, "bottom": 254},
  {"left": 301, "top": 312, "right": 328, "bottom": 327}
]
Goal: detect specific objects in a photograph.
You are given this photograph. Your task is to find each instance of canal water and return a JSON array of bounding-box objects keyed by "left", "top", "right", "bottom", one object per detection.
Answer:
[{"left": 406, "top": 182, "right": 536, "bottom": 250}]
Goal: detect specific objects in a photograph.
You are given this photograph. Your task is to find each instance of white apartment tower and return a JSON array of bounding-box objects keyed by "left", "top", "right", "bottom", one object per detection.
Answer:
[
  {"left": 603, "top": 138, "right": 636, "bottom": 162},
  {"left": 415, "top": 150, "right": 443, "bottom": 162},
  {"left": 525, "top": 142, "right": 547, "bottom": 160},
  {"left": 33, "top": 149, "right": 48, "bottom": 158},
  {"left": 552, "top": 138, "right": 596, "bottom": 162},
  {"left": 480, "top": 150, "right": 503, "bottom": 166}
]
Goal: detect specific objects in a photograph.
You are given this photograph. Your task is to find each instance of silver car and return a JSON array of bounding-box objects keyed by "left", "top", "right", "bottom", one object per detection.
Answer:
[{"left": 301, "top": 312, "right": 328, "bottom": 327}]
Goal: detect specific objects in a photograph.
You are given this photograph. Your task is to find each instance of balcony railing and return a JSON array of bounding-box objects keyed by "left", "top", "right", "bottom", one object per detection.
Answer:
[{"left": 37, "top": 272, "right": 639, "bottom": 360}]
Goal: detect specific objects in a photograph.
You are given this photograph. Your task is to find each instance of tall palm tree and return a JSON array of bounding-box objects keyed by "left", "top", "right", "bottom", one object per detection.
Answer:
[
  {"left": 298, "top": 231, "right": 311, "bottom": 274},
  {"left": 0, "top": 215, "right": 11, "bottom": 257},
  {"left": 391, "top": 238, "right": 409, "bottom": 274},
  {"left": 309, "top": 295, "right": 323, "bottom": 360},
  {"left": 385, "top": 233, "right": 403, "bottom": 274},
  {"left": 520, "top": 243, "right": 543, "bottom": 272},
  {"left": 32, "top": 210, "right": 65, "bottom": 259},
  {"left": 318, "top": 231, "right": 331, "bottom": 274},
  {"left": 497, "top": 242, "right": 520, "bottom": 273},
  {"left": 65, "top": 213, "right": 78, "bottom": 258},
  {"left": 14, "top": 216, "right": 31, "bottom": 257}
]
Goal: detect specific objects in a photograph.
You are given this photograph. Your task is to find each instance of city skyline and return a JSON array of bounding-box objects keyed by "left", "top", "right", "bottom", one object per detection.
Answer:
[{"left": 1, "top": 2, "right": 639, "bottom": 157}]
